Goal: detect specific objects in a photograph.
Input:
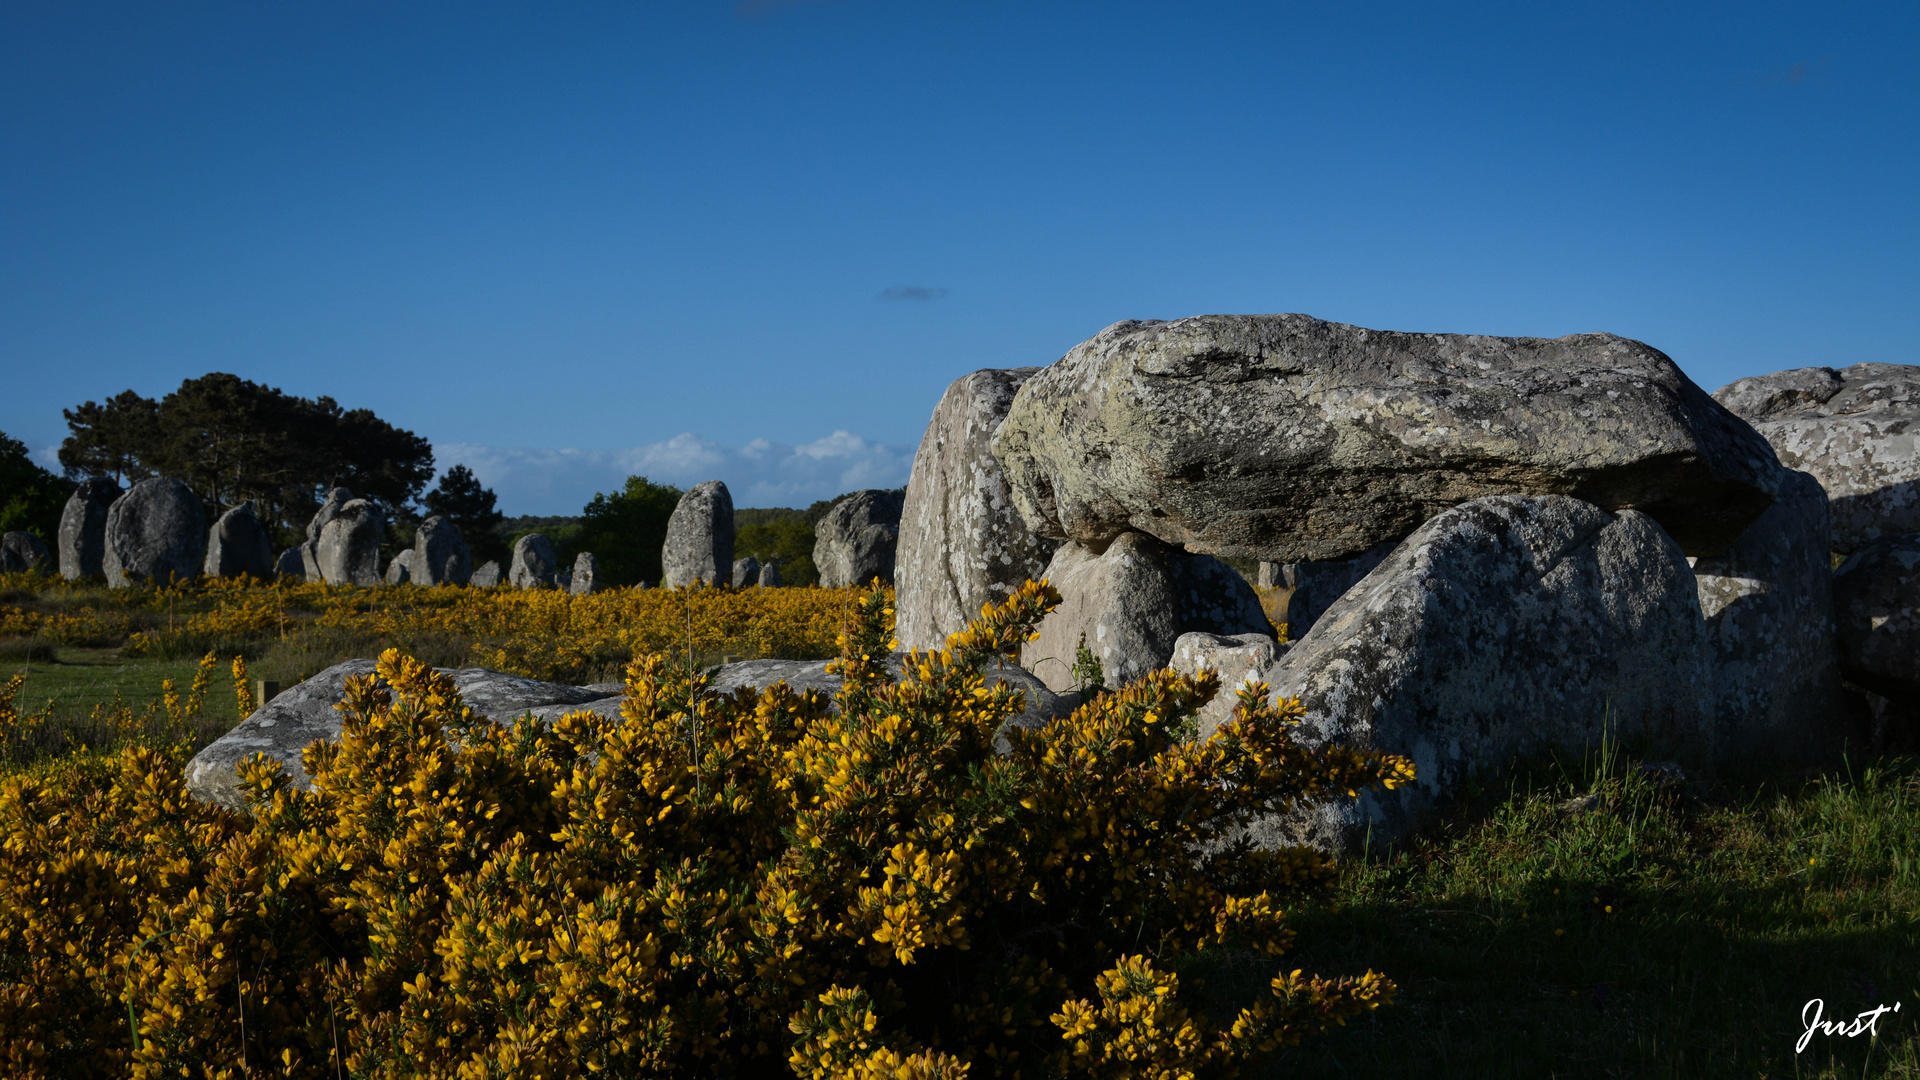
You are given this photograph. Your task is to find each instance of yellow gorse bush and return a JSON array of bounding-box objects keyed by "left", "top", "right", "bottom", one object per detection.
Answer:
[{"left": 0, "top": 581, "right": 1411, "bottom": 1078}]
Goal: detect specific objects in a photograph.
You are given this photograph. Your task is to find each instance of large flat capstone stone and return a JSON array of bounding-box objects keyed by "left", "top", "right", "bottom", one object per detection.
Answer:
[{"left": 991, "top": 314, "right": 1782, "bottom": 562}]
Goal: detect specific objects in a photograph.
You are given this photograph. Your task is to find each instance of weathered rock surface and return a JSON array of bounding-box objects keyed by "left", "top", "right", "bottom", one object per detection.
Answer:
[
  {"left": 1831, "top": 533, "right": 1920, "bottom": 702},
  {"left": 1692, "top": 469, "right": 1849, "bottom": 762},
  {"left": 992, "top": 314, "right": 1782, "bottom": 562},
  {"left": 1713, "top": 363, "right": 1920, "bottom": 552},
  {"left": 570, "top": 552, "right": 601, "bottom": 595},
  {"left": 413, "top": 516, "right": 472, "bottom": 586},
  {"left": 104, "top": 478, "right": 208, "bottom": 588},
  {"left": 300, "top": 488, "right": 354, "bottom": 581},
  {"left": 316, "top": 499, "right": 385, "bottom": 586},
  {"left": 471, "top": 560, "right": 503, "bottom": 588},
  {"left": 185, "top": 662, "right": 618, "bottom": 810},
  {"left": 1021, "top": 531, "right": 1273, "bottom": 693},
  {"left": 1, "top": 532, "right": 53, "bottom": 573},
  {"left": 815, "top": 489, "right": 906, "bottom": 589},
  {"left": 1021, "top": 532, "right": 1179, "bottom": 692},
  {"left": 1168, "top": 631, "right": 1285, "bottom": 740},
  {"left": 509, "top": 533, "right": 558, "bottom": 589},
  {"left": 204, "top": 502, "right": 273, "bottom": 580},
  {"left": 58, "top": 477, "right": 121, "bottom": 579},
  {"left": 1243, "top": 495, "right": 1711, "bottom": 853},
  {"left": 273, "top": 548, "right": 304, "bottom": 579},
  {"left": 897, "top": 367, "right": 1061, "bottom": 651},
  {"left": 662, "top": 480, "right": 734, "bottom": 587},
  {"left": 731, "top": 556, "right": 760, "bottom": 589},
  {"left": 386, "top": 549, "right": 416, "bottom": 584},
  {"left": 758, "top": 560, "right": 782, "bottom": 588}
]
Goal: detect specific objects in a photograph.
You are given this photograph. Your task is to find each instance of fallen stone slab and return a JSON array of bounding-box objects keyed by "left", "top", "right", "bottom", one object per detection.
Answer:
[{"left": 992, "top": 314, "right": 1782, "bottom": 562}]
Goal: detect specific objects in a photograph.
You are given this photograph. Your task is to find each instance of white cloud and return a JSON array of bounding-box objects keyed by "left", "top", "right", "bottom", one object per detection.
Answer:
[{"left": 434, "top": 430, "right": 914, "bottom": 515}]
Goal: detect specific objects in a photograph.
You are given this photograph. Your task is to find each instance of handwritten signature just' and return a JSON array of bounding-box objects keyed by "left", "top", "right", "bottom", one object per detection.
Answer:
[{"left": 1798, "top": 998, "right": 1902, "bottom": 1053}]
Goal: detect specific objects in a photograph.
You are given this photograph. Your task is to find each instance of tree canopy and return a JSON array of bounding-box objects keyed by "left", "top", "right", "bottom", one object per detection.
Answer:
[
  {"left": 575, "top": 476, "right": 683, "bottom": 587},
  {"left": 0, "top": 431, "right": 76, "bottom": 545},
  {"left": 58, "top": 374, "right": 433, "bottom": 545},
  {"left": 425, "top": 464, "right": 508, "bottom": 564}
]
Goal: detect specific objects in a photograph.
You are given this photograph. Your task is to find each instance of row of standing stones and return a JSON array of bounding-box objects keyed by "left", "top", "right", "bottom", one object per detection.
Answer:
[{"left": 157, "top": 316, "right": 1920, "bottom": 852}]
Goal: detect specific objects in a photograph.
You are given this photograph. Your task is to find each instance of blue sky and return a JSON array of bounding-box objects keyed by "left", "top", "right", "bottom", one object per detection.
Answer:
[{"left": 4, "top": 1, "right": 1914, "bottom": 513}]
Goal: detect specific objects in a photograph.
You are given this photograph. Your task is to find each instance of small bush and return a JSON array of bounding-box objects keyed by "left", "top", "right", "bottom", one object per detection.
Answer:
[{"left": 0, "top": 582, "right": 1411, "bottom": 1078}]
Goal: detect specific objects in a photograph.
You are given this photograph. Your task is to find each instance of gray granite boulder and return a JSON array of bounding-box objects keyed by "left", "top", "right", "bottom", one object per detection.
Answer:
[
  {"left": 814, "top": 488, "right": 906, "bottom": 588},
  {"left": 58, "top": 477, "right": 121, "bottom": 580},
  {"left": 385, "top": 549, "right": 416, "bottom": 585},
  {"left": 570, "top": 551, "right": 601, "bottom": 595},
  {"left": 272, "top": 547, "right": 305, "bottom": 580},
  {"left": 1243, "top": 495, "right": 1712, "bottom": 853},
  {"left": 731, "top": 556, "right": 760, "bottom": 589},
  {"left": 1260, "top": 543, "right": 1396, "bottom": 640},
  {"left": 184, "top": 661, "right": 619, "bottom": 810},
  {"left": 300, "top": 488, "right": 354, "bottom": 581},
  {"left": 1692, "top": 469, "right": 1849, "bottom": 763},
  {"left": 1713, "top": 363, "right": 1919, "bottom": 553},
  {"left": 758, "top": 560, "right": 782, "bottom": 588},
  {"left": 661, "top": 480, "right": 734, "bottom": 587},
  {"left": 104, "top": 478, "right": 207, "bottom": 588},
  {"left": 897, "top": 367, "right": 1061, "bottom": 651},
  {"left": 413, "top": 515, "right": 472, "bottom": 586},
  {"left": 1831, "top": 533, "right": 1920, "bottom": 702},
  {"left": 0, "top": 532, "right": 53, "bottom": 574},
  {"left": 471, "top": 560, "right": 503, "bottom": 588},
  {"left": 316, "top": 499, "right": 385, "bottom": 586},
  {"left": 992, "top": 314, "right": 1782, "bottom": 562},
  {"left": 1168, "top": 631, "right": 1285, "bottom": 740},
  {"left": 203, "top": 502, "right": 273, "bottom": 580},
  {"left": 1021, "top": 532, "right": 1179, "bottom": 693},
  {"left": 509, "top": 533, "right": 558, "bottom": 589}
]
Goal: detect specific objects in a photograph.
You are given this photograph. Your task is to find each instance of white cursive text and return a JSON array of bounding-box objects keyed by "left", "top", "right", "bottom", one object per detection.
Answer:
[{"left": 1798, "top": 998, "right": 1902, "bottom": 1054}]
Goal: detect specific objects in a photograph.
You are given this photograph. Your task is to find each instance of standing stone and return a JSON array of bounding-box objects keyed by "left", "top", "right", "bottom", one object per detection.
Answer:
[
  {"left": 509, "top": 533, "right": 559, "bottom": 589},
  {"left": 203, "top": 502, "right": 273, "bottom": 580},
  {"left": 1692, "top": 470, "right": 1849, "bottom": 763},
  {"left": 471, "top": 560, "right": 503, "bottom": 588},
  {"left": 58, "top": 477, "right": 121, "bottom": 580},
  {"left": 897, "top": 367, "right": 1062, "bottom": 651},
  {"left": 386, "top": 549, "right": 417, "bottom": 585},
  {"left": 1713, "top": 363, "right": 1920, "bottom": 553},
  {"left": 759, "top": 560, "right": 782, "bottom": 588},
  {"left": 1021, "top": 533, "right": 1180, "bottom": 692},
  {"left": 992, "top": 314, "right": 1783, "bottom": 562},
  {"left": 1, "top": 532, "right": 53, "bottom": 573},
  {"left": 104, "top": 478, "right": 208, "bottom": 588},
  {"left": 731, "top": 556, "right": 760, "bottom": 589},
  {"left": 300, "top": 488, "right": 354, "bottom": 581},
  {"left": 1244, "top": 495, "right": 1711, "bottom": 853},
  {"left": 1831, "top": 533, "right": 1920, "bottom": 702},
  {"left": 571, "top": 552, "right": 601, "bottom": 595},
  {"left": 412, "top": 516, "right": 472, "bottom": 587},
  {"left": 315, "top": 499, "right": 385, "bottom": 587},
  {"left": 273, "top": 547, "right": 305, "bottom": 580},
  {"left": 814, "top": 489, "right": 906, "bottom": 589},
  {"left": 661, "top": 480, "right": 734, "bottom": 588}
]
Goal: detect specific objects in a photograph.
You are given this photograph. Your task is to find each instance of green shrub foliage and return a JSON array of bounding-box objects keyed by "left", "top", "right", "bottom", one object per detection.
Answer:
[{"left": 0, "top": 582, "right": 1410, "bottom": 1078}]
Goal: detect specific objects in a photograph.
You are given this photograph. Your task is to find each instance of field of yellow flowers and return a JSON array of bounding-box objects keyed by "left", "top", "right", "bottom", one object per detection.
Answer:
[{"left": 0, "top": 581, "right": 1407, "bottom": 1078}]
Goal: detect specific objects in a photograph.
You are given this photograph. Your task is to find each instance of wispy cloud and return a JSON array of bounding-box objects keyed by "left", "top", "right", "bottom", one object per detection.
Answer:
[
  {"left": 879, "top": 285, "right": 949, "bottom": 302},
  {"left": 435, "top": 430, "right": 913, "bottom": 515}
]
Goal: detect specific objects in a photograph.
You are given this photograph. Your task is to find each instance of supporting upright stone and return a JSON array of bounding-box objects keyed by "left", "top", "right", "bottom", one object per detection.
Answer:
[
  {"left": 58, "top": 477, "right": 121, "bottom": 580},
  {"left": 895, "top": 367, "right": 1059, "bottom": 651},
  {"left": 104, "top": 478, "right": 208, "bottom": 588},
  {"left": 661, "top": 480, "right": 734, "bottom": 588},
  {"left": 204, "top": 502, "right": 273, "bottom": 580}
]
